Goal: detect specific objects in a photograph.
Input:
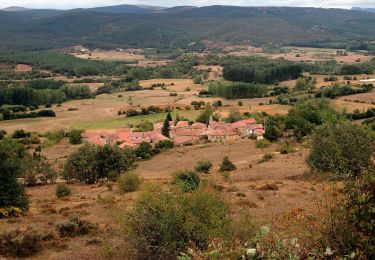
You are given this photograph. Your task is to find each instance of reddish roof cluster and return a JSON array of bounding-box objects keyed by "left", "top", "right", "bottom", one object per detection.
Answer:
[{"left": 82, "top": 118, "right": 264, "bottom": 147}]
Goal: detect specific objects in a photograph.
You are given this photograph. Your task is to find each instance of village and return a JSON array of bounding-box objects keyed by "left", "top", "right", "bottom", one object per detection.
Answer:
[{"left": 82, "top": 117, "right": 265, "bottom": 148}]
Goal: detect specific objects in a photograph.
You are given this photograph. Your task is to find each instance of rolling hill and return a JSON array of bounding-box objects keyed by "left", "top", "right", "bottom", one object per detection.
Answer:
[{"left": 0, "top": 5, "right": 374, "bottom": 51}]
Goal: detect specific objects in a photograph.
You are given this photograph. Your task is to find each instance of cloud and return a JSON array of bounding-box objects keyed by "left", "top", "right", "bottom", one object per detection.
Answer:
[{"left": 0, "top": 0, "right": 374, "bottom": 9}]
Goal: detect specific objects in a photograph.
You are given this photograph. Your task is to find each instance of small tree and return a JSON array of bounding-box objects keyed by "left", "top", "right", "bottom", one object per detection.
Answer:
[
  {"left": 56, "top": 184, "right": 71, "bottom": 198},
  {"left": 195, "top": 160, "right": 213, "bottom": 174},
  {"left": 0, "top": 139, "right": 28, "bottom": 210},
  {"left": 134, "top": 142, "right": 154, "bottom": 159},
  {"left": 219, "top": 157, "right": 236, "bottom": 172},
  {"left": 173, "top": 171, "right": 200, "bottom": 192},
  {"left": 307, "top": 122, "right": 372, "bottom": 176},
  {"left": 69, "top": 129, "right": 83, "bottom": 145}
]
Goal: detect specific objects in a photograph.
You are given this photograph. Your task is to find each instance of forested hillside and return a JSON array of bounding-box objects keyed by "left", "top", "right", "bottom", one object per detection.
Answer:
[{"left": 0, "top": 6, "right": 374, "bottom": 50}]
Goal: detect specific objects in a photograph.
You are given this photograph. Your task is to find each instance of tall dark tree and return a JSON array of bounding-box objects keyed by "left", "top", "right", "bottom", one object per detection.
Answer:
[
  {"left": 166, "top": 112, "right": 172, "bottom": 122},
  {"left": 162, "top": 117, "right": 170, "bottom": 138},
  {"left": 0, "top": 139, "right": 28, "bottom": 210}
]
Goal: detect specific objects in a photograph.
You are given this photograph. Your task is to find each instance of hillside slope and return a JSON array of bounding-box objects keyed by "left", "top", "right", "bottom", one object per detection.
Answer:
[{"left": 0, "top": 5, "right": 374, "bottom": 50}]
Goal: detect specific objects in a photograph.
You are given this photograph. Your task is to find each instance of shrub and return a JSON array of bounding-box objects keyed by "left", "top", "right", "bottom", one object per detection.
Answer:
[
  {"left": 154, "top": 140, "right": 174, "bottom": 151},
  {"left": 173, "top": 170, "right": 200, "bottom": 192},
  {"left": 0, "top": 130, "right": 5, "bottom": 140},
  {"left": 258, "top": 153, "right": 273, "bottom": 164},
  {"left": 63, "top": 144, "right": 136, "bottom": 184},
  {"left": 123, "top": 187, "right": 231, "bottom": 259},
  {"left": 219, "top": 157, "right": 237, "bottom": 172},
  {"left": 195, "top": 160, "right": 213, "bottom": 174},
  {"left": 255, "top": 139, "right": 271, "bottom": 150},
  {"left": 12, "top": 129, "right": 30, "bottom": 139},
  {"left": 117, "top": 172, "right": 141, "bottom": 193},
  {"left": 324, "top": 171, "right": 375, "bottom": 257},
  {"left": 56, "top": 216, "right": 97, "bottom": 237},
  {"left": 68, "top": 129, "right": 83, "bottom": 144},
  {"left": 307, "top": 122, "right": 372, "bottom": 176},
  {"left": 0, "top": 227, "right": 42, "bottom": 257},
  {"left": 279, "top": 143, "right": 294, "bottom": 154},
  {"left": 56, "top": 184, "right": 71, "bottom": 198},
  {"left": 134, "top": 142, "right": 154, "bottom": 159}
]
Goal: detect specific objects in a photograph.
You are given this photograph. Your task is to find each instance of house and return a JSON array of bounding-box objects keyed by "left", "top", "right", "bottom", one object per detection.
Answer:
[{"left": 83, "top": 117, "right": 264, "bottom": 148}]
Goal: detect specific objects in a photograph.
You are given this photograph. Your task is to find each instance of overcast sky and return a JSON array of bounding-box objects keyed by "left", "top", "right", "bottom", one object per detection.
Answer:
[{"left": 0, "top": 0, "right": 374, "bottom": 9}]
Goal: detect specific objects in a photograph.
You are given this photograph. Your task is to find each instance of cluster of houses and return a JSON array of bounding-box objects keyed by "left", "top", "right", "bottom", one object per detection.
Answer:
[{"left": 82, "top": 118, "right": 264, "bottom": 148}]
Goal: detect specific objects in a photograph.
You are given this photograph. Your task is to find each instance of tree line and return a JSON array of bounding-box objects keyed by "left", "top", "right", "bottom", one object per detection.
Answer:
[
  {"left": 223, "top": 63, "right": 302, "bottom": 84},
  {"left": 208, "top": 81, "right": 268, "bottom": 99}
]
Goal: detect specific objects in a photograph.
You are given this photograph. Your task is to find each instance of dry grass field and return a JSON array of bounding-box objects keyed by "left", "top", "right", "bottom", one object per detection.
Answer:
[
  {"left": 71, "top": 50, "right": 172, "bottom": 67},
  {"left": 14, "top": 64, "right": 33, "bottom": 72},
  {"left": 0, "top": 139, "right": 331, "bottom": 259},
  {"left": 267, "top": 47, "right": 373, "bottom": 63},
  {"left": 331, "top": 99, "right": 375, "bottom": 112}
]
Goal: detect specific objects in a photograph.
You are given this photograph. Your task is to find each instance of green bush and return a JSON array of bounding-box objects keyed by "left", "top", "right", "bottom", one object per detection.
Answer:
[
  {"left": 195, "top": 160, "right": 213, "bottom": 174},
  {"left": 154, "top": 140, "right": 174, "bottom": 151},
  {"left": 0, "top": 130, "right": 5, "bottom": 140},
  {"left": 255, "top": 139, "right": 271, "bottom": 149},
  {"left": 325, "top": 171, "right": 375, "bottom": 257},
  {"left": 258, "top": 153, "right": 273, "bottom": 164},
  {"left": 0, "top": 227, "right": 42, "bottom": 257},
  {"left": 0, "top": 139, "right": 28, "bottom": 210},
  {"left": 173, "top": 170, "right": 200, "bottom": 192},
  {"left": 63, "top": 144, "right": 136, "bottom": 184},
  {"left": 134, "top": 142, "right": 154, "bottom": 159},
  {"left": 117, "top": 172, "right": 141, "bottom": 193},
  {"left": 56, "top": 216, "right": 97, "bottom": 237},
  {"left": 279, "top": 143, "right": 295, "bottom": 154},
  {"left": 123, "top": 187, "right": 231, "bottom": 259},
  {"left": 219, "top": 157, "right": 237, "bottom": 172},
  {"left": 12, "top": 129, "right": 30, "bottom": 139},
  {"left": 307, "top": 122, "right": 372, "bottom": 176},
  {"left": 56, "top": 184, "right": 71, "bottom": 198},
  {"left": 68, "top": 129, "right": 83, "bottom": 144}
]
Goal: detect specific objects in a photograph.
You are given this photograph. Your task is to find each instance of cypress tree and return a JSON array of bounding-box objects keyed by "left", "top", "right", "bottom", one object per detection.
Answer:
[{"left": 162, "top": 118, "right": 170, "bottom": 138}]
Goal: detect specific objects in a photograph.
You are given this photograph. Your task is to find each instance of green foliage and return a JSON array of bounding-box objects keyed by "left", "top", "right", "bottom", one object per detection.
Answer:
[
  {"left": 0, "top": 51, "right": 120, "bottom": 76},
  {"left": 0, "top": 130, "right": 6, "bottom": 140},
  {"left": 0, "top": 227, "right": 42, "bottom": 257},
  {"left": 307, "top": 122, "right": 372, "bottom": 176},
  {"left": 56, "top": 184, "right": 71, "bottom": 198},
  {"left": 161, "top": 117, "right": 170, "bottom": 138},
  {"left": 223, "top": 59, "right": 301, "bottom": 84},
  {"left": 279, "top": 143, "right": 294, "bottom": 154},
  {"left": 195, "top": 160, "right": 213, "bottom": 174},
  {"left": 208, "top": 81, "right": 267, "bottom": 99},
  {"left": 196, "top": 104, "right": 215, "bottom": 125},
  {"left": 12, "top": 129, "right": 30, "bottom": 139},
  {"left": 285, "top": 99, "right": 344, "bottom": 140},
  {"left": 117, "top": 172, "right": 141, "bottom": 193},
  {"left": 258, "top": 153, "right": 273, "bottom": 164},
  {"left": 0, "top": 139, "right": 28, "bottom": 210},
  {"left": 56, "top": 216, "right": 97, "bottom": 237},
  {"left": 294, "top": 77, "right": 315, "bottom": 91},
  {"left": 154, "top": 140, "right": 174, "bottom": 151},
  {"left": 134, "top": 142, "right": 154, "bottom": 159},
  {"left": 134, "top": 120, "right": 153, "bottom": 132},
  {"left": 123, "top": 187, "right": 231, "bottom": 259},
  {"left": 255, "top": 139, "right": 271, "bottom": 149},
  {"left": 315, "top": 83, "right": 373, "bottom": 99},
  {"left": 325, "top": 171, "right": 375, "bottom": 258},
  {"left": 63, "top": 143, "right": 136, "bottom": 184},
  {"left": 173, "top": 170, "right": 201, "bottom": 192},
  {"left": 193, "top": 75, "right": 203, "bottom": 84},
  {"left": 22, "top": 153, "right": 57, "bottom": 186},
  {"left": 264, "top": 125, "right": 281, "bottom": 141},
  {"left": 219, "top": 156, "right": 237, "bottom": 172},
  {"left": 68, "top": 129, "right": 83, "bottom": 144}
]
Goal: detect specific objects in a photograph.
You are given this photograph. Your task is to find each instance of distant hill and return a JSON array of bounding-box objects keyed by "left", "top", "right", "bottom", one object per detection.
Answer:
[
  {"left": 0, "top": 5, "right": 374, "bottom": 51},
  {"left": 1, "top": 6, "right": 31, "bottom": 12},
  {"left": 87, "top": 4, "right": 164, "bottom": 14},
  {"left": 352, "top": 7, "right": 375, "bottom": 13}
]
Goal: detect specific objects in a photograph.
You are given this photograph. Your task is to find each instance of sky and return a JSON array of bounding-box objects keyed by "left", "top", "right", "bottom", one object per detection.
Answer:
[{"left": 0, "top": 0, "right": 374, "bottom": 10}]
